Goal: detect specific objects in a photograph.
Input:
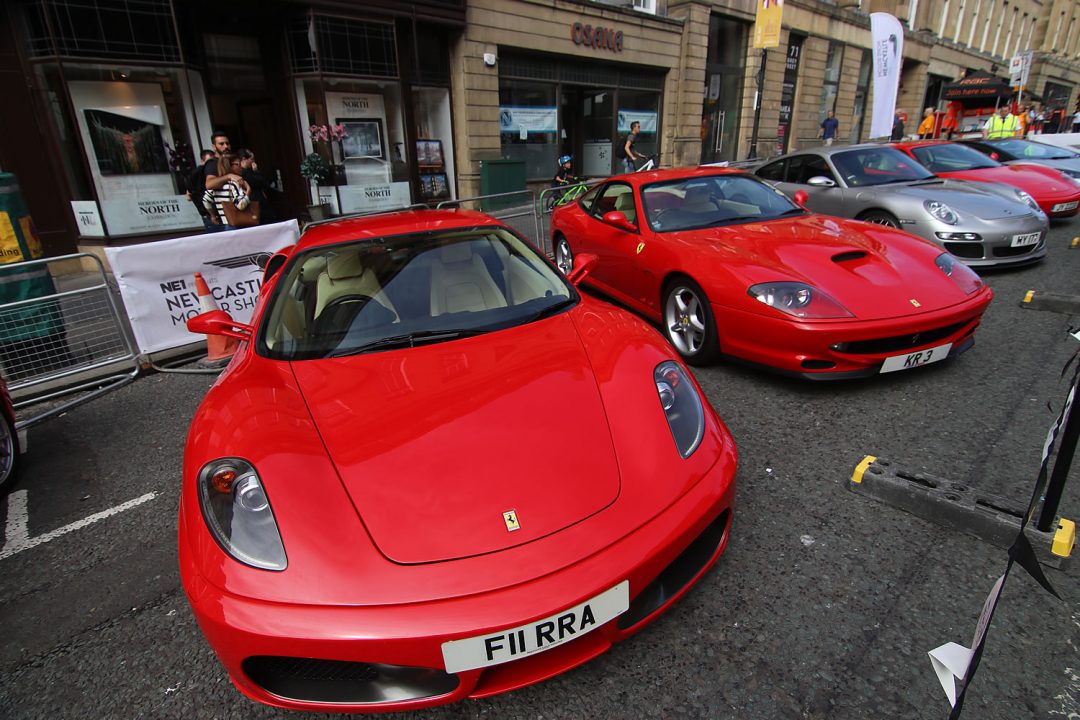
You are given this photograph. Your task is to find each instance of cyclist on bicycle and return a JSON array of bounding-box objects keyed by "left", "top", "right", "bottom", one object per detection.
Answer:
[{"left": 552, "top": 154, "right": 579, "bottom": 187}]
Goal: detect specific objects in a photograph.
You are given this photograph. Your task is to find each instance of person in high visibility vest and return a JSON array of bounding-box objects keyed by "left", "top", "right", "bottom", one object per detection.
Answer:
[{"left": 983, "top": 105, "right": 1020, "bottom": 139}]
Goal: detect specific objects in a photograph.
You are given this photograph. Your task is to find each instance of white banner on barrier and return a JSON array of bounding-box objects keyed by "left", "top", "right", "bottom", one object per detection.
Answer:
[{"left": 104, "top": 221, "right": 300, "bottom": 354}]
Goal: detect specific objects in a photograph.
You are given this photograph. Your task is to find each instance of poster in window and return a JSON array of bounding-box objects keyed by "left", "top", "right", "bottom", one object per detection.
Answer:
[
  {"left": 419, "top": 172, "right": 449, "bottom": 200},
  {"left": 416, "top": 139, "right": 444, "bottom": 167},
  {"left": 84, "top": 109, "right": 169, "bottom": 175},
  {"left": 338, "top": 118, "right": 385, "bottom": 160}
]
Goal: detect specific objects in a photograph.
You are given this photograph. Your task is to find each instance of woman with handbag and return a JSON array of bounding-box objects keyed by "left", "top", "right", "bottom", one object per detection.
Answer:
[{"left": 204, "top": 154, "right": 259, "bottom": 229}]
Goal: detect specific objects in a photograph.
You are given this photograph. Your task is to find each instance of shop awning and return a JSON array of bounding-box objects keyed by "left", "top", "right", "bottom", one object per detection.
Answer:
[{"left": 942, "top": 70, "right": 1014, "bottom": 103}]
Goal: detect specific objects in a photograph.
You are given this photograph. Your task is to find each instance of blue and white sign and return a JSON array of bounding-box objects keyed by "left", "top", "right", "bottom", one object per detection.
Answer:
[
  {"left": 499, "top": 106, "right": 558, "bottom": 135},
  {"left": 617, "top": 110, "right": 658, "bottom": 133}
]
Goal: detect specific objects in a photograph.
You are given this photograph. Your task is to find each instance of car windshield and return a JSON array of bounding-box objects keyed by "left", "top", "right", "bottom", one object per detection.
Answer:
[
  {"left": 258, "top": 225, "right": 576, "bottom": 360},
  {"left": 640, "top": 174, "right": 803, "bottom": 232},
  {"left": 830, "top": 147, "right": 936, "bottom": 187},
  {"left": 909, "top": 143, "right": 1000, "bottom": 172},
  {"left": 991, "top": 139, "right": 1078, "bottom": 160}
]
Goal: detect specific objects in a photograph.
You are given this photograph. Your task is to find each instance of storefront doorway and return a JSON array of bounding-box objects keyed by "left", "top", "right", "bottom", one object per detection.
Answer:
[
  {"left": 560, "top": 87, "right": 614, "bottom": 177},
  {"left": 700, "top": 15, "right": 748, "bottom": 165}
]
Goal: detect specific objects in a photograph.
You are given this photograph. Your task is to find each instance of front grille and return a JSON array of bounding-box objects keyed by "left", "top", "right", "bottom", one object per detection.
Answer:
[
  {"left": 993, "top": 243, "right": 1041, "bottom": 258},
  {"left": 943, "top": 242, "right": 984, "bottom": 259},
  {"left": 243, "top": 656, "right": 458, "bottom": 704},
  {"left": 618, "top": 510, "right": 729, "bottom": 630},
  {"left": 832, "top": 321, "right": 969, "bottom": 355}
]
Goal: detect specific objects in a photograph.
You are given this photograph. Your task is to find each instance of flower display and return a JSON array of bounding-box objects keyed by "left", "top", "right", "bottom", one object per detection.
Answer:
[{"left": 309, "top": 124, "right": 348, "bottom": 143}]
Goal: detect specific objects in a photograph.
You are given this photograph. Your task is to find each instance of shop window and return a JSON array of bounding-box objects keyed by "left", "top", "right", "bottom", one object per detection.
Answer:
[
  {"left": 296, "top": 78, "right": 411, "bottom": 214},
  {"left": 499, "top": 80, "right": 558, "bottom": 181},
  {"left": 618, "top": 89, "right": 660, "bottom": 165},
  {"left": 39, "top": 63, "right": 203, "bottom": 237},
  {"left": 849, "top": 49, "right": 872, "bottom": 144},
  {"left": 414, "top": 88, "right": 456, "bottom": 202},
  {"left": 819, "top": 42, "right": 843, "bottom": 119},
  {"left": 287, "top": 15, "right": 398, "bottom": 79},
  {"left": 21, "top": 0, "right": 181, "bottom": 62}
]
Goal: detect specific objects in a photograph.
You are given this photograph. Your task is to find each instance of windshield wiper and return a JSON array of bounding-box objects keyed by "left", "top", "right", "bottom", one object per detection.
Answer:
[
  {"left": 329, "top": 329, "right": 486, "bottom": 357},
  {"left": 522, "top": 297, "right": 576, "bottom": 323}
]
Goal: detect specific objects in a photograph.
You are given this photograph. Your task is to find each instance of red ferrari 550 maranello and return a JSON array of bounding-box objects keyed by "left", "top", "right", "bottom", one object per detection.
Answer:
[
  {"left": 179, "top": 209, "right": 737, "bottom": 713},
  {"left": 550, "top": 167, "right": 994, "bottom": 378}
]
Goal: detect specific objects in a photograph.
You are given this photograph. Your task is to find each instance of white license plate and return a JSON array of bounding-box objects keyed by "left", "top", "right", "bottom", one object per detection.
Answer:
[
  {"left": 1011, "top": 231, "right": 1041, "bottom": 247},
  {"left": 1051, "top": 200, "right": 1079, "bottom": 213},
  {"left": 441, "top": 581, "right": 629, "bottom": 673},
  {"left": 880, "top": 343, "right": 952, "bottom": 373}
]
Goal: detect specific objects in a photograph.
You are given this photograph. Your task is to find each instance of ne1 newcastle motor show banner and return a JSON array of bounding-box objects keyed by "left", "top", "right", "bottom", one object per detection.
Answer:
[
  {"left": 105, "top": 220, "right": 300, "bottom": 354},
  {"left": 870, "top": 12, "right": 904, "bottom": 139}
]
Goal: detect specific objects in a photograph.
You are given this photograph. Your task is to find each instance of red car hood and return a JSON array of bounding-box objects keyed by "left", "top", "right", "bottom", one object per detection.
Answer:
[
  {"left": 696, "top": 215, "right": 972, "bottom": 320},
  {"left": 940, "top": 164, "right": 1079, "bottom": 197},
  {"left": 289, "top": 314, "right": 620, "bottom": 564}
]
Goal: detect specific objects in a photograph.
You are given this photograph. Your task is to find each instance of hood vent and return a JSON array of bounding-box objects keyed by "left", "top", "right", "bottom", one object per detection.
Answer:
[{"left": 832, "top": 251, "right": 867, "bottom": 264}]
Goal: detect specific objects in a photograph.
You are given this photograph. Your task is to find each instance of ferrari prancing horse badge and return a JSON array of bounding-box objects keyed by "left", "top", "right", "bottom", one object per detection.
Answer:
[{"left": 503, "top": 509, "right": 521, "bottom": 532}]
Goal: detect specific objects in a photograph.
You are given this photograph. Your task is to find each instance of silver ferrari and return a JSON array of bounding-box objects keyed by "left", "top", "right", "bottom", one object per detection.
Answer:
[{"left": 755, "top": 144, "right": 1048, "bottom": 267}]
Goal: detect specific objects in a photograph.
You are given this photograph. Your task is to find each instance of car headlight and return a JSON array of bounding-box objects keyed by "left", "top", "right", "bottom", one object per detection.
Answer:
[
  {"left": 924, "top": 200, "right": 958, "bottom": 225},
  {"left": 935, "top": 253, "right": 984, "bottom": 295},
  {"left": 654, "top": 361, "right": 704, "bottom": 459},
  {"left": 1015, "top": 189, "right": 1041, "bottom": 211},
  {"left": 197, "top": 458, "right": 287, "bottom": 570},
  {"left": 1066, "top": 171, "right": 1080, "bottom": 183},
  {"left": 748, "top": 282, "right": 854, "bottom": 319}
]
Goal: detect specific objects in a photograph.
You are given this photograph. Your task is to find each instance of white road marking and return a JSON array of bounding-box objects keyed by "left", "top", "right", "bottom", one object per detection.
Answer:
[{"left": 0, "top": 490, "right": 157, "bottom": 560}]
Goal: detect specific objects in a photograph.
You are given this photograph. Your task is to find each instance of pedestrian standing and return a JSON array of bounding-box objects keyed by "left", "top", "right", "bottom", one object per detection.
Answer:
[
  {"left": 205, "top": 154, "right": 252, "bottom": 229},
  {"left": 890, "top": 110, "right": 906, "bottom": 141},
  {"left": 917, "top": 107, "right": 936, "bottom": 139},
  {"left": 817, "top": 110, "right": 839, "bottom": 146},
  {"left": 1072, "top": 108, "right": 1080, "bottom": 133},
  {"left": 237, "top": 148, "right": 276, "bottom": 224},
  {"left": 984, "top": 105, "right": 1020, "bottom": 139},
  {"left": 186, "top": 149, "right": 217, "bottom": 229}
]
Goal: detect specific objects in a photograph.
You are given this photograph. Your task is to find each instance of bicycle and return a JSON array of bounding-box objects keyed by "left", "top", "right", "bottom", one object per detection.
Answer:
[
  {"left": 634, "top": 154, "right": 659, "bottom": 172},
  {"left": 543, "top": 179, "right": 588, "bottom": 213}
]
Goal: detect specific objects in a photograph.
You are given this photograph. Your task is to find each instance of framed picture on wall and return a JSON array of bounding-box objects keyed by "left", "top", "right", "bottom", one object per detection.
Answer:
[
  {"left": 416, "top": 139, "right": 444, "bottom": 167},
  {"left": 338, "top": 118, "right": 385, "bottom": 160},
  {"left": 419, "top": 172, "right": 450, "bottom": 200}
]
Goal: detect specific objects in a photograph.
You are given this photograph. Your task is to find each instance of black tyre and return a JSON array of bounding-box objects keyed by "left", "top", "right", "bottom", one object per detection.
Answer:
[
  {"left": 555, "top": 235, "right": 574, "bottom": 276},
  {"left": 662, "top": 277, "right": 719, "bottom": 366},
  {"left": 858, "top": 210, "right": 900, "bottom": 228},
  {"left": 0, "top": 410, "right": 20, "bottom": 494}
]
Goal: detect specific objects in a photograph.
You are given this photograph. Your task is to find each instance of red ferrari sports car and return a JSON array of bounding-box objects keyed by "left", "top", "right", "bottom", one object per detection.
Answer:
[
  {"left": 550, "top": 167, "right": 994, "bottom": 378},
  {"left": 179, "top": 209, "right": 737, "bottom": 713},
  {"left": 892, "top": 140, "right": 1080, "bottom": 218}
]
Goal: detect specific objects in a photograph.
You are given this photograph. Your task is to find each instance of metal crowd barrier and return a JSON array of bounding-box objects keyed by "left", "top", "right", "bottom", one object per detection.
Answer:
[
  {"left": 438, "top": 190, "right": 541, "bottom": 254},
  {"left": 0, "top": 253, "right": 140, "bottom": 428}
]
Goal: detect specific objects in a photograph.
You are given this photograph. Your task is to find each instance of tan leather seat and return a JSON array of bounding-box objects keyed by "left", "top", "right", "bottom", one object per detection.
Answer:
[
  {"left": 682, "top": 185, "right": 718, "bottom": 214},
  {"left": 315, "top": 252, "right": 397, "bottom": 320},
  {"left": 614, "top": 192, "right": 637, "bottom": 225},
  {"left": 429, "top": 243, "right": 507, "bottom": 315}
]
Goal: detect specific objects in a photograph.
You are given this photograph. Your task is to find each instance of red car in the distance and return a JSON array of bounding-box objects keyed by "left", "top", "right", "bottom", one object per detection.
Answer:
[
  {"left": 892, "top": 140, "right": 1080, "bottom": 218},
  {"left": 551, "top": 167, "right": 994, "bottom": 379}
]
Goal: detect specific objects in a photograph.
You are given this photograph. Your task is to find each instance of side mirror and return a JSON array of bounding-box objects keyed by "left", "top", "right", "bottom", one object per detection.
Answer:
[
  {"left": 567, "top": 253, "right": 598, "bottom": 286},
  {"left": 989, "top": 152, "right": 1000, "bottom": 161},
  {"left": 807, "top": 175, "right": 836, "bottom": 188},
  {"left": 187, "top": 309, "right": 253, "bottom": 341},
  {"left": 793, "top": 190, "right": 810, "bottom": 208},
  {"left": 601, "top": 210, "right": 637, "bottom": 233}
]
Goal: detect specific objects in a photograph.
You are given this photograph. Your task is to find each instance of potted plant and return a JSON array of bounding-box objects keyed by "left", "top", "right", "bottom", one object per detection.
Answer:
[{"left": 299, "top": 152, "right": 332, "bottom": 220}]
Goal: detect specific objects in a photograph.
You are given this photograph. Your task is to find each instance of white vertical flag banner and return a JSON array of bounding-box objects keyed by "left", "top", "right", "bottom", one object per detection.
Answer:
[{"left": 870, "top": 12, "right": 904, "bottom": 139}]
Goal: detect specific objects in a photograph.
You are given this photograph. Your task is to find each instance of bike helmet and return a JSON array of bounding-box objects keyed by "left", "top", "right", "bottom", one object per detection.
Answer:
[{"left": 558, "top": 154, "right": 572, "bottom": 165}]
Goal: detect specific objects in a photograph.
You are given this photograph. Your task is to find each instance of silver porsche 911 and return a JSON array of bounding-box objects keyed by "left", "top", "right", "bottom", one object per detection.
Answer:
[{"left": 755, "top": 144, "right": 1048, "bottom": 268}]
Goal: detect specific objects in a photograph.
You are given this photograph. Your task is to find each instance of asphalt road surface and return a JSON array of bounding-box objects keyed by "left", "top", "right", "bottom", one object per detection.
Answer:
[{"left": 2, "top": 220, "right": 1080, "bottom": 720}]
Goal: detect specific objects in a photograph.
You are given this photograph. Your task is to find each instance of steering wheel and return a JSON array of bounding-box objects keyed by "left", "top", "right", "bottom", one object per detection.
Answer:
[{"left": 314, "top": 294, "right": 374, "bottom": 336}]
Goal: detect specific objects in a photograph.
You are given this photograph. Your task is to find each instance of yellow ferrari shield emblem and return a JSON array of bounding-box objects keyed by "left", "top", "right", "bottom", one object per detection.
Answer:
[
  {"left": 636, "top": 241, "right": 645, "bottom": 254},
  {"left": 910, "top": 299, "right": 921, "bottom": 308},
  {"left": 503, "top": 510, "right": 520, "bottom": 532}
]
